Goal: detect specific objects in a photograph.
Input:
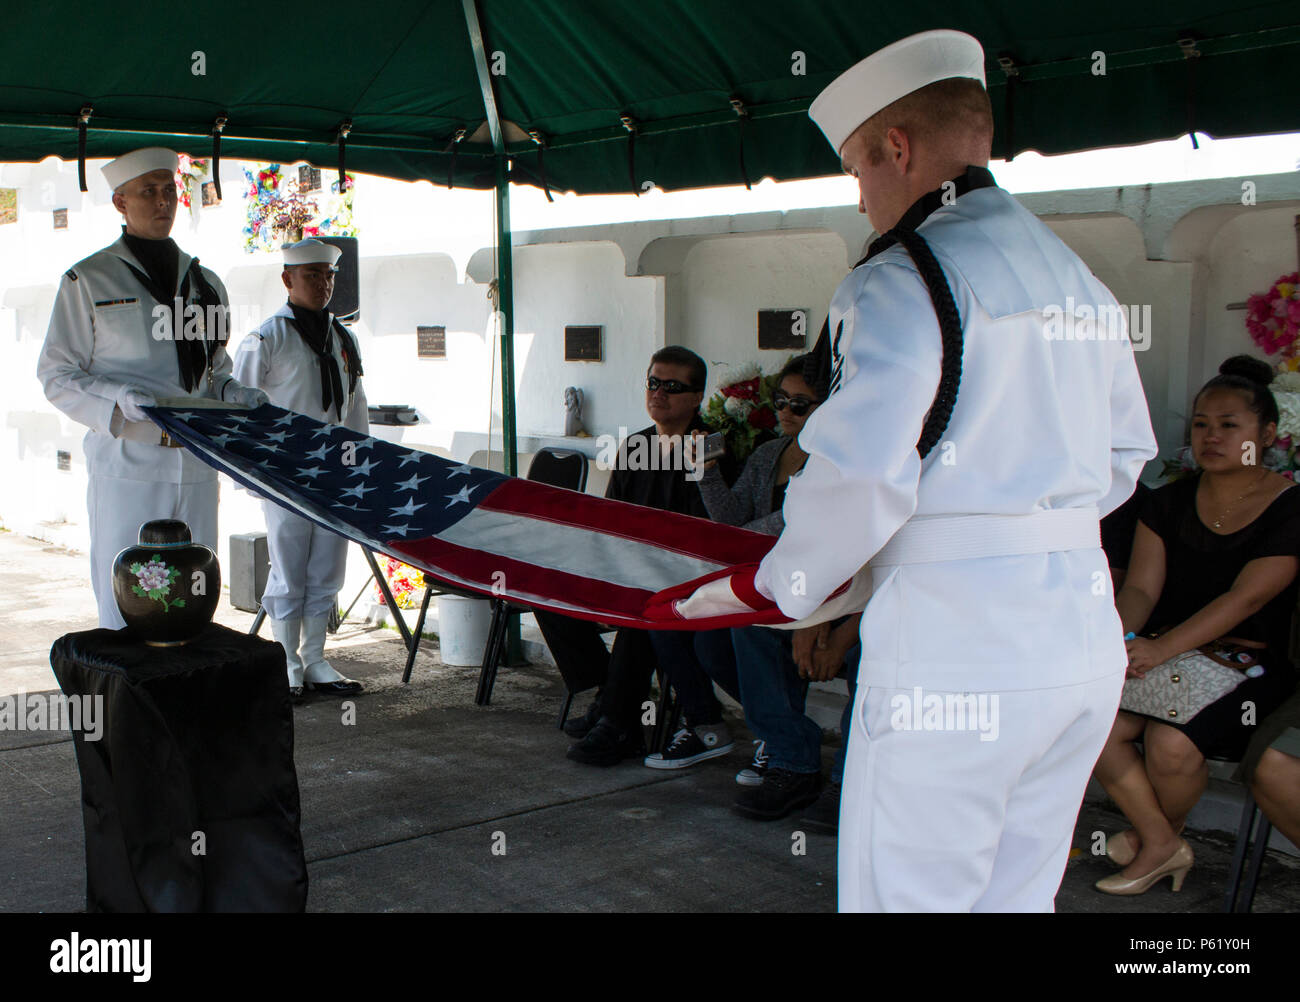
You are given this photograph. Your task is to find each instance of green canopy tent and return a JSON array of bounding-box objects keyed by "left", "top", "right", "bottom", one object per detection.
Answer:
[{"left": 2, "top": 0, "right": 1297, "bottom": 470}]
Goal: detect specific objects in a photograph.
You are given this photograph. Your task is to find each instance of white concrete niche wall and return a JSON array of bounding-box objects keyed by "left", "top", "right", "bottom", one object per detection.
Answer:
[
  {"left": 1201, "top": 206, "right": 1299, "bottom": 391},
  {"left": 676, "top": 231, "right": 847, "bottom": 393},
  {"left": 1042, "top": 213, "right": 1191, "bottom": 461},
  {"left": 509, "top": 241, "right": 661, "bottom": 439}
]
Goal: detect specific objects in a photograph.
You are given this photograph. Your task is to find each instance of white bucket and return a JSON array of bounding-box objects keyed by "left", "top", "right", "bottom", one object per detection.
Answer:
[{"left": 436, "top": 595, "right": 493, "bottom": 666}]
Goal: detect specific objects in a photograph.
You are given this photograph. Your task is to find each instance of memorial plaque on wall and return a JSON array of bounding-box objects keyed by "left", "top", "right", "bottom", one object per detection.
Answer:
[
  {"left": 565, "top": 325, "right": 602, "bottom": 362},
  {"left": 757, "top": 309, "right": 809, "bottom": 350},
  {"left": 298, "top": 165, "right": 322, "bottom": 192},
  {"left": 417, "top": 325, "right": 447, "bottom": 359}
]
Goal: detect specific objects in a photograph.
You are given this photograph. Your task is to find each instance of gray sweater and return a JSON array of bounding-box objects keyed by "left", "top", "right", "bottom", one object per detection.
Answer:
[{"left": 697, "top": 436, "right": 798, "bottom": 536}]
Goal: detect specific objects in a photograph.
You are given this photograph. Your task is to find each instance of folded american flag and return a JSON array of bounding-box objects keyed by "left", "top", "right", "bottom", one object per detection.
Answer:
[{"left": 147, "top": 402, "right": 793, "bottom": 630}]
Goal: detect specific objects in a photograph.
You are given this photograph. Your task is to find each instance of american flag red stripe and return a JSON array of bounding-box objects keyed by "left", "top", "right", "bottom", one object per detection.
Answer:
[{"left": 146, "top": 402, "right": 793, "bottom": 630}]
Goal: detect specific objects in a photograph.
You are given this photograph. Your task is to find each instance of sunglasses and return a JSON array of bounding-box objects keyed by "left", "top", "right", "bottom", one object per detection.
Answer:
[
  {"left": 773, "top": 394, "right": 816, "bottom": 416},
  {"left": 646, "top": 376, "right": 699, "bottom": 395}
]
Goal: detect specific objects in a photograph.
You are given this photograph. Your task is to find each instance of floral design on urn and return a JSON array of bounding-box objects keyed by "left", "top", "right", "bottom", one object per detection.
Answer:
[{"left": 112, "top": 520, "right": 221, "bottom": 646}]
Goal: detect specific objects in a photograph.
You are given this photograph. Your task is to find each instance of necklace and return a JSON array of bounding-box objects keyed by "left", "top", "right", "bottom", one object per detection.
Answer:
[{"left": 1207, "top": 469, "right": 1269, "bottom": 529}]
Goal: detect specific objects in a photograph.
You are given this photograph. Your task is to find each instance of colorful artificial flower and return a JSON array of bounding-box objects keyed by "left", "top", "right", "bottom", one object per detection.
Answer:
[
  {"left": 1246, "top": 273, "right": 1300, "bottom": 357},
  {"left": 242, "top": 163, "right": 358, "bottom": 253},
  {"left": 375, "top": 556, "right": 426, "bottom": 610}
]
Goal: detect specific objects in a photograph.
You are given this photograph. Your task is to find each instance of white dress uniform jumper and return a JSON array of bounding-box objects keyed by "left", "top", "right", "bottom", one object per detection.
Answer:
[
  {"left": 756, "top": 169, "right": 1157, "bottom": 911},
  {"left": 233, "top": 296, "right": 368, "bottom": 691},
  {"left": 38, "top": 236, "right": 242, "bottom": 629}
]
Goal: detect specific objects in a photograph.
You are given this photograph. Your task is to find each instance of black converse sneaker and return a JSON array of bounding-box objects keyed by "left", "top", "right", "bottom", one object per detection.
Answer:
[
  {"left": 643, "top": 723, "right": 734, "bottom": 770},
  {"left": 735, "top": 740, "right": 769, "bottom": 786}
]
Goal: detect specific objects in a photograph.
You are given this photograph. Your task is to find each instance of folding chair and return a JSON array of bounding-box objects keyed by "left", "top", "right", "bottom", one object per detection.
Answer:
[
  {"left": 1222, "top": 784, "right": 1274, "bottom": 913},
  {"left": 476, "top": 448, "right": 588, "bottom": 706}
]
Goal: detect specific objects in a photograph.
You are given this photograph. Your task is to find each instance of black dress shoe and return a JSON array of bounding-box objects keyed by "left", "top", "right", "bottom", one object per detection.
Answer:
[
  {"left": 567, "top": 718, "right": 645, "bottom": 766},
  {"left": 289, "top": 685, "right": 305, "bottom": 702},
  {"left": 307, "top": 678, "right": 363, "bottom": 695},
  {"left": 732, "top": 769, "right": 822, "bottom": 821},
  {"left": 562, "top": 699, "right": 603, "bottom": 739},
  {"left": 797, "top": 780, "right": 841, "bottom": 835}
]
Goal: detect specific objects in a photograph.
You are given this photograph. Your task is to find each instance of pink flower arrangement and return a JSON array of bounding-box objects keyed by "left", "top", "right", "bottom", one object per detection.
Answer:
[{"left": 1246, "top": 273, "right": 1300, "bottom": 357}]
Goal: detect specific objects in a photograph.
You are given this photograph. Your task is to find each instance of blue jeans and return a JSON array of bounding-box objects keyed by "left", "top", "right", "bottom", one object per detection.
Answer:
[
  {"left": 731, "top": 626, "right": 859, "bottom": 780},
  {"left": 647, "top": 629, "right": 739, "bottom": 727}
]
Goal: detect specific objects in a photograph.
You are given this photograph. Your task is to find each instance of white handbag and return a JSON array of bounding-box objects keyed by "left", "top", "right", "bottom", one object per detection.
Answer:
[{"left": 1119, "top": 640, "right": 1259, "bottom": 724}]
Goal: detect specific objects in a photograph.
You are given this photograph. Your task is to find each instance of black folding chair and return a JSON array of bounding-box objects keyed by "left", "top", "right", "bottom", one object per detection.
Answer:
[
  {"left": 1222, "top": 780, "right": 1275, "bottom": 913},
  {"left": 476, "top": 448, "right": 589, "bottom": 706}
]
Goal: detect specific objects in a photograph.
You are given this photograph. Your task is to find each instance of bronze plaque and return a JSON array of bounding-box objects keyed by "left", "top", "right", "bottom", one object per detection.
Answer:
[
  {"left": 417, "top": 325, "right": 446, "bottom": 358},
  {"left": 298, "top": 165, "right": 322, "bottom": 192},
  {"left": 565, "top": 325, "right": 602, "bottom": 362},
  {"left": 757, "top": 309, "right": 809, "bottom": 350}
]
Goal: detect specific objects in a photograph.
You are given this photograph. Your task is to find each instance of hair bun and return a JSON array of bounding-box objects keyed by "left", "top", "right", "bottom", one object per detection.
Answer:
[{"left": 1219, "top": 354, "right": 1274, "bottom": 387}]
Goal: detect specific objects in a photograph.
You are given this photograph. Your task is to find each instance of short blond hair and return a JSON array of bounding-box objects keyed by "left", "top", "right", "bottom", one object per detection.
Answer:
[{"left": 855, "top": 77, "right": 993, "bottom": 166}]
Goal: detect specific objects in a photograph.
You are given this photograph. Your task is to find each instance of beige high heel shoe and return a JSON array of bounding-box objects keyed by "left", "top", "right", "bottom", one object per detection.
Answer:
[
  {"left": 1095, "top": 839, "right": 1193, "bottom": 896},
  {"left": 1106, "top": 824, "right": 1186, "bottom": 867}
]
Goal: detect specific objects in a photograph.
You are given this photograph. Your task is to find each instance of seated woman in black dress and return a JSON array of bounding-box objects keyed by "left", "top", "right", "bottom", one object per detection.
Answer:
[{"left": 1094, "top": 356, "right": 1300, "bottom": 895}]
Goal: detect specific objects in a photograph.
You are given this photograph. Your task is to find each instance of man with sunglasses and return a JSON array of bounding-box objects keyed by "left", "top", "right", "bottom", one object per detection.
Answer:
[
  {"left": 233, "top": 238, "right": 367, "bottom": 698},
  {"left": 536, "top": 346, "right": 739, "bottom": 766}
]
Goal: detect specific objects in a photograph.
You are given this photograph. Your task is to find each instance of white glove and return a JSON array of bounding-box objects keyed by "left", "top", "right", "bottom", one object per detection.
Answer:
[
  {"left": 227, "top": 385, "right": 269, "bottom": 408},
  {"left": 117, "top": 385, "right": 157, "bottom": 423}
]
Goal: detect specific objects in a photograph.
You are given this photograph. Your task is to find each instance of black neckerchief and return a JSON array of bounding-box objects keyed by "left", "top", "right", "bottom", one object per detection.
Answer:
[
  {"left": 806, "top": 165, "right": 995, "bottom": 459},
  {"left": 287, "top": 301, "right": 363, "bottom": 419},
  {"left": 118, "top": 228, "right": 225, "bottom": 392},
  {"left": 121, "top": 230, "right": 178, "bottom": 297}
]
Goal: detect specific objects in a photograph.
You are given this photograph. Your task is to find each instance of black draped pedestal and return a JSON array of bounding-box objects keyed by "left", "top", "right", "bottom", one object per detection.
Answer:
[{"left": 50, "top": 623, "right": 308, "bottom": 912}]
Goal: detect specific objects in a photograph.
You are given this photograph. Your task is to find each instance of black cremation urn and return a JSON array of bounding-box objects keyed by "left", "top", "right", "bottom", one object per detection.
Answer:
[{"left": 112, "top": 520, "right": 221, "bottom": 646}]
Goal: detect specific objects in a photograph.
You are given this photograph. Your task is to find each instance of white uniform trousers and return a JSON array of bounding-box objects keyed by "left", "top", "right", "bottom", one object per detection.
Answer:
[
  {"left": 88, "top": 475, "right": 220, "bottom": 630},
  {"left": 261, "top": 502, "right": 348, "bottom": 621},
  {"left": 838, "top": 672, "right": 1124, "bottom": 912}
]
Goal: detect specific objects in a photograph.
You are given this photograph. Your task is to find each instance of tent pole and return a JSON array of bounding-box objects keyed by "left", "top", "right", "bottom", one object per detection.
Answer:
[
  {"left": 460, "top": 0, "right": 517, "bottom": 478},
  {"left": 495, "top": 158, "right": 523, "bottom": 664},
  {"left": 463, "top": 0, "right": 522, "bottom": 663},
  {"left": 495, "top": 156, "right": 517, "bottom": 478}
]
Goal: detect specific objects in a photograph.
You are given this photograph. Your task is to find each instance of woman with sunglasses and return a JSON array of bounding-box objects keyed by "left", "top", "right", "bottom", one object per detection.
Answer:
[
  {"left": 698, "top": 355, "right": 820, "bottom": 532},
  {"left": 695, "top": 355, "right": 861, "bottom": 823}
]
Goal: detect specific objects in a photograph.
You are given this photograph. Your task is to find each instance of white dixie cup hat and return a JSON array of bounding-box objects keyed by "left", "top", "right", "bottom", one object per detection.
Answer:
[{"left": 808, "top": 29, "right": 987, "bottom": 154}]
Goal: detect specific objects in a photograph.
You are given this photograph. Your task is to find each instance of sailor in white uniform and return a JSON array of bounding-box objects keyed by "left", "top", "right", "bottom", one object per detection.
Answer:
[
  {"left": 38, "top": 147, "right": 268, "bottom": 629},
  {"left": 755, "top": 31, "right": 1158, "bottom": 911},
  {"left": 233, "top": 239, "right": 366, "bottom": 697}
]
